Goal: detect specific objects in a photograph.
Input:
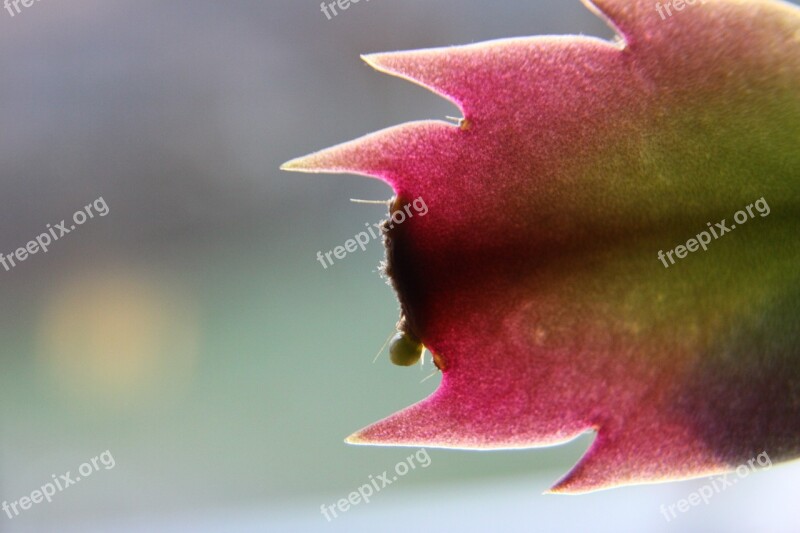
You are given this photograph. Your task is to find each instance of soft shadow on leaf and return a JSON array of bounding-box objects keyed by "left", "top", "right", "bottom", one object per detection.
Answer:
[{"left": 283, "top": 0, "right": 800, "bottom": 493}]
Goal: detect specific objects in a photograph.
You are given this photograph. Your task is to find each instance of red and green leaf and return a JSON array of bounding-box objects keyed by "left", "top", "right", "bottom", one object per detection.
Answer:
[{"left": 283, "top": 0, "right": 800, "bottom": 492}]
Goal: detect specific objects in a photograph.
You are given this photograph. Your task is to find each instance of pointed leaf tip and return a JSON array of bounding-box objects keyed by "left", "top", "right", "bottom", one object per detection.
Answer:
[
  {"left": 308, "top": 0, "right": 800, "bottom": 492},
  {"left": 279, "top": 156, "right": 312, "bottom": 173},
  {"left": 361, "top": 48, "right": 475, "bottom": 111},
  {"left": 280, "top": 120, "right": 457, "bottom": 186}
]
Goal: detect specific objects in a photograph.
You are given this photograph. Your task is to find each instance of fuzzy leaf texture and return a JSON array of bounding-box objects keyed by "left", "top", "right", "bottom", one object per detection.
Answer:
[{"left": 283, "top": 0, "right": 800, "bottom": 493}]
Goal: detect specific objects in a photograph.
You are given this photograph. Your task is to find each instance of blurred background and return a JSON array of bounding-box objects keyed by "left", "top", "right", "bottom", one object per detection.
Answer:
[{"left": 0, "top": 0, "right": 798, "bottom": 531}]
